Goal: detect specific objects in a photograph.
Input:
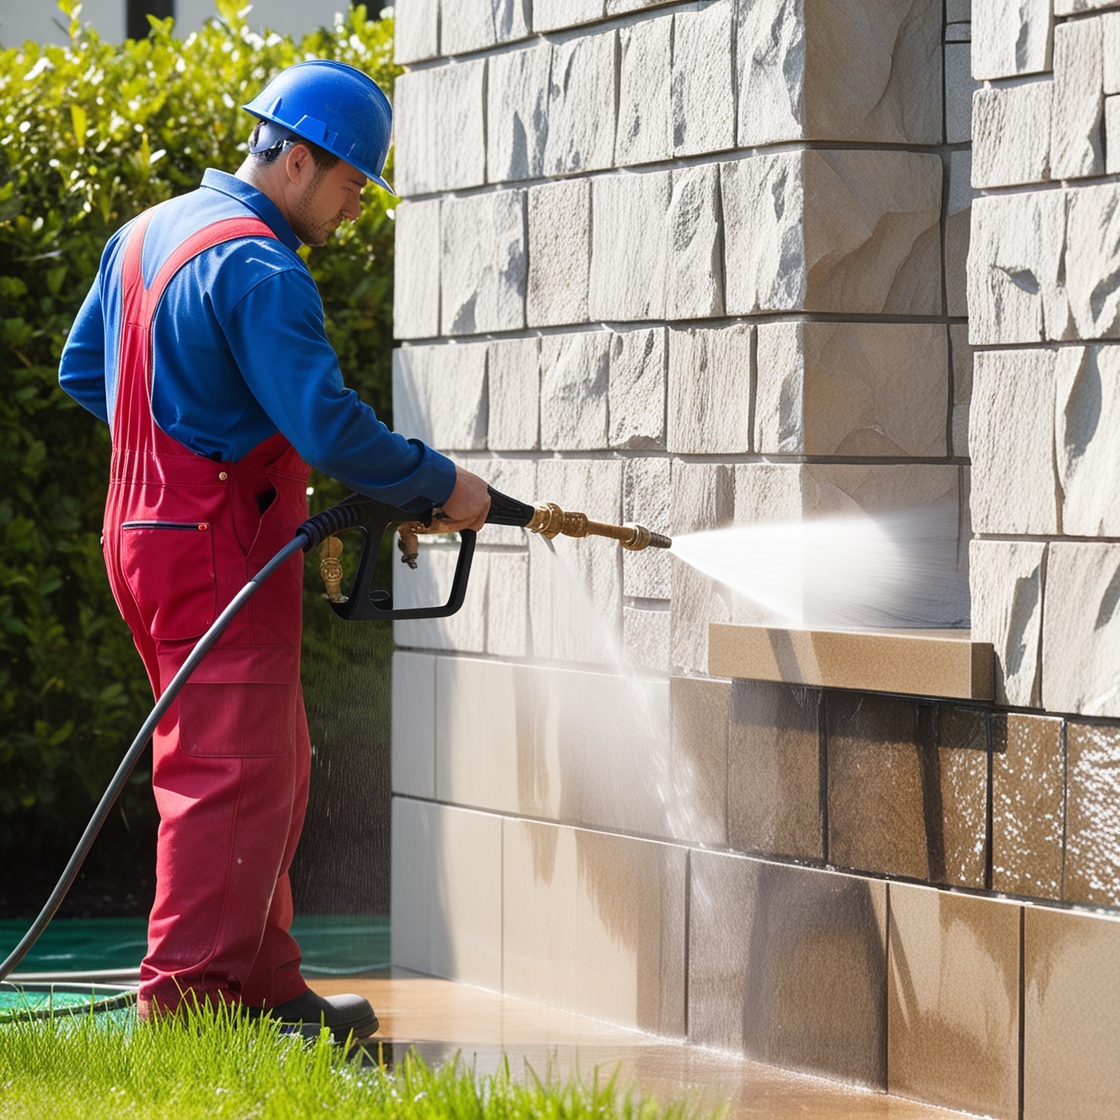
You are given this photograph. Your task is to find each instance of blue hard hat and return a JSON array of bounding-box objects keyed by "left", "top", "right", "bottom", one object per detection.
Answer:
[{"left": 243, "top": 60, "right": 394, "bottom": 194}]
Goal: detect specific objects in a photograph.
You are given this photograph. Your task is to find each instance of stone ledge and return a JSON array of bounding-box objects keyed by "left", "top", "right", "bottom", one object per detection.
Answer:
[{"left": 708, "top": 624, "right": 993, "bottom": 701}]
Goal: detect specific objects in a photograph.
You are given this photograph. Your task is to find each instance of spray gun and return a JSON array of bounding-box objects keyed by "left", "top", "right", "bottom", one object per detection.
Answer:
[{"left": 299, "top": 485, "right": 672, "bottom": 621}]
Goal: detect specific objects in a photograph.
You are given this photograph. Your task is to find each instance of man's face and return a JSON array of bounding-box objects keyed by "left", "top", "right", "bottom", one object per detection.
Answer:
[{"left": 288, "top": 157, "right": 368, "bottom": 247}]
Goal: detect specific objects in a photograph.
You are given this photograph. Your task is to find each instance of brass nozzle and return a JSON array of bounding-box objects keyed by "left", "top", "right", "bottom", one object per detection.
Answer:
[
  {"left": 318, "top": 536, "right": 348, "bottom": 603},
  {"left": 526, "top": 502, "right": 671, "bottom": 551}
]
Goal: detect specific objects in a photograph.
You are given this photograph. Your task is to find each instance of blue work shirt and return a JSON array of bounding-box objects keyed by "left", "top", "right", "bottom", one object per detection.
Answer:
[{"left": 59, "top": 169, "right": 454, "bottom": 513}]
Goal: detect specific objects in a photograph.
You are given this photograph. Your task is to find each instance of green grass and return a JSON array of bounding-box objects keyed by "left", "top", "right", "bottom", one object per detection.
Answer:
[{"left": 0, "top": 1004, "right": 708, "bottom": 1120}]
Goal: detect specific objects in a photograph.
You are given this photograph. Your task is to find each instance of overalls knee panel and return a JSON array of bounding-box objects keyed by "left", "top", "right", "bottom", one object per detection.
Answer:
[{"left": 102, "top": 208, "right": 313, "bottom": 1015}]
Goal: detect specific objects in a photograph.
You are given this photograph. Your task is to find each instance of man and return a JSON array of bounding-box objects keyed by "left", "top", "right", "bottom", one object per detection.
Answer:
[{"left": 58, "top": 60, "right": 489, "bottom": 1041}]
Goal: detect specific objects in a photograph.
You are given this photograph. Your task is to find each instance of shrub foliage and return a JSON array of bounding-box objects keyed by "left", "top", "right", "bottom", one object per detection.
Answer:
[{"left": 0, "top": 1, "right": 399, "bottom": 858}]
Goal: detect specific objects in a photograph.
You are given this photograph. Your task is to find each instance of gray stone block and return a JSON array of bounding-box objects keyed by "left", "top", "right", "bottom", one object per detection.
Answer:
[
  {"left": 969, "top": 348, "right": 1058, "bottom": 535},
  {"left": 668, "top": 323, "right": 754, "bottom": 454},
  {"left": 1051, "top": 17, "right": 1105, "bottom": 181},
  {"left": 666, "top": 164, "right": 724, "bottom": 320},
  {"left": 441, "top": 0, "right": 530, "bottom": 56},
  {"left": 972, "top": 0, "right": 1052, "bottom": 79},
  {"left": 1057, "top": 345, "right": 1120, "bottom": 535},
  {"left": 488, "top": 336, "right": 540, "bottom": 451},
  {"left": 945, "top": 41, "right": 978, "bottom": 143},
  {"left": 615, "top": 15, "right": 672, "bottom": 167},
  {"left": 392, "top": 343, "right": 489, "bottom": 451},
  {"left": 532, "top": 0, "right": 604, "bottom": 33},
  {"left": 610, "top": 327, "right": 666, "bottom": 450},
  {"left": 393, "top": 199, "right": 441, "bottom": 341},
  {"left": 736, "top": 0, "right": 942, "bottom": 146},
  {"left": 624, "top": 456, "right": 672, "bottom": 599},
  {"left": 967, "top": 190, "right": 1071, "bottom": 345},
  {"left": 393, "top": 63, "right": 487, "bottom": 197},
  {"left": 441, "top": 190, "right": 526, "bottom": 335},
  {"left": 969, "top": 540, "right": 1045, "bottom": 708},
  {"left": 394, "top": 0, "right": 440, "bottom": 63},
  {"left": 1066, "top": 182, "right": 1120, "bottom": 340},
  {"left": 947, "top": 0, "right": 972, "bottom": 19},
  {"left": 723, "top": 149, "right": 942, "bottom": 316},
  {"left": 544, "top": 32, "right": 618, "bottom": 176},
  {"left": 755, "top": 322, "right": 948, "bottom": 457},
  {"left": 945, "top": 22, "right": 972, "bottom": 41},
  {"left": 527, "top": 178, "right": 590, "bottom": 328},
  {"left": 589, "top": 170, "right": 671, "bottom": 321},
  {"left": 972, "top": 81, "right": 1052, "bottom": 188},
  {"left": 950, "top": 323, "right": 973, "bottom": 458},
  {"left": 946, "top": 148, "right": 973, "bottom": 318},
  {"left": 539, "top": 331, "right": 610, "bottom": 450},
  {"left": 672, "top": 2, "right": 735, "bottom": 157},
  {"left": 487, "top": 44, "right": 551, "bottom": 183}
]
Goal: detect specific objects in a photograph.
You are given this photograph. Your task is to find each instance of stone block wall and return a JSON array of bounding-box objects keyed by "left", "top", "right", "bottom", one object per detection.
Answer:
[{"left": 387, "top": 0, "right": 1120, "bottom": 1116}]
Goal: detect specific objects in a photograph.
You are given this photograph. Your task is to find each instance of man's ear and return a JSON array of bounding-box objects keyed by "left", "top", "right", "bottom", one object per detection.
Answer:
[{"left": 283, "top": 142, "right": 315, "bottom": 184}]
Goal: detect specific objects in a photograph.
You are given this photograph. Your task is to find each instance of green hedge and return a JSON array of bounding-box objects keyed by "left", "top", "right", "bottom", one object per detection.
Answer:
[{"left": 0, "top": 0, "right": 400, "bottom": 858}]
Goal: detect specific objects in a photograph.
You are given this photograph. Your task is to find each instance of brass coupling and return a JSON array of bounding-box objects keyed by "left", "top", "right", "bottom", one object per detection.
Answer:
[{"left": 526, "top": 502, "right": 671, "bottom": 551}]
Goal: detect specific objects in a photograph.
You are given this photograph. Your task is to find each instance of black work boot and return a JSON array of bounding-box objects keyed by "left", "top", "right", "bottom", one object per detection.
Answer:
[{"left": 253, "top": 989, "right": 378, "bottom": 1044}]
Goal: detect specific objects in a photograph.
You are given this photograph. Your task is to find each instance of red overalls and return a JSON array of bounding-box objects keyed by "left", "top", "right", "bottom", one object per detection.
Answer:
[{"left": 102, "top": 208, "right": 313, "bottom": 1016}]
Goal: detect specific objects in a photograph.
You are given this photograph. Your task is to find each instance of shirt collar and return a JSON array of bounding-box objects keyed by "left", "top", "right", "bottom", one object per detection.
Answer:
[{"left": 200, "top": 168, "right": 303, "bottom": 252}]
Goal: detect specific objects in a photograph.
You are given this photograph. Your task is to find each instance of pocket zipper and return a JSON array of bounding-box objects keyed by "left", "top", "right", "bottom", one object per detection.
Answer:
[{"left": 121, "top": 521, "right": 210, "bottom": 531}]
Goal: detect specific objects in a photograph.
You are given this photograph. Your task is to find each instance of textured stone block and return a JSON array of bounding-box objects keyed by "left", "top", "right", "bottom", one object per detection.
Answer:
[
  {"left": 1107, "top": 14, "right": 1120, "bottom": 94},
  {"left": 969, "top": 540, "right": 1047, "bottom": 708},
  {"left": 946, "top": 148, "right": 973, "bottom": 318},
  {"left": 394, "top": 0, "right": 439, "bottom": 63},
  {"left": 393, "top": 63, "right": 486, "bottom": 197},
  {"left": 487, "top": 337, "right": 539, "bottom": 451},
  {"left": 395, "top": 545, "right": 488, "bottom": 653},
  {"left": 1108, "top": 96, "right": 1120, "bottom": 174},
  {"left": 972, "top": 0, "right": 1052, "bottom": 79},
  {"left": 944, "top": 41, "right": 978, "bottom": 144},
  {"left": 723, "top": 149, "right": 942, "bottom": 316},
  {"left": 665, "top": 164, "right": 724, "bottom": 320},
  {"left": 392, "top": 343, "right": 489, "bottom": 450},
  {"left": 440, "top": 190, "right": 526, "bottom": 335},
  {"left": 728, "top": 680, "right": 821, "bottom": 861},
  {"left": 486, "top": 44, "right": 551, "bottom": 184},
  {"left": 391, "top": 651, "right": 436, "bottom": 798},
  {"left": 888, "top": 885, "right": 1020, "bottom": 1118},
  {"left": 532, "top": 0, "right": 604, "bottom": 33},
  {"left": 440, "top": 0, "right": 530, "bottom": 56},
  {"left": 948, "top": 0, "right": 972, "bottom": 19},
  {"left": 393, "top": 199, "right": 441, "bottom": 341},
  {"left": 972, "top": 82, "right": 1053, "bottom": 188},
  {"left": 622, "top": 604, "right": 670, "bottom": 673},
  {"left": 991, "top": 712, "right": 1064, "bottom": 899},
  {"left": 667, "top": 323, "right": 753, "bottom": 454},
  {"left": 1065, "top": 722, "right": 1120, "bottom": 906},
  {"left": 668, "top": 676, "right": 730, "bottom": 845},
  {"left": 481, "top": 457, "right": 536, "bottom": 546},
  {"left": 755, "top": 321, "right": 947, "bottom": 457},
  {"left": 672, "top": 2, "right": 734, "bottom": 156},
  {"left": 486, "top": 551, "right": 530, "bottom": 657},
  {"left": 735, "top": 0, "right": 941, "bottom": 146},
  {"left": 1043, "top": 542, "right": 1120, "bottom": 716},
  {"left": 615, "top": 15, "right": 672, "bottom": 167},
  {"left": 1050, "top": 16, "right": 1105, "bottom": 181},
  {"left": 1024, "top": 906, "right": 1120, "bottom": 1120},
  {"left": 622, "top": 456, "right": 671, "bottom": 599},
  {"left": 504, "top": 820, "right": 686, "bottom": 1032},
  {"left": 689, "top": 851, "right": 887, "bottom": 1086},
  {"left": 527, "top": 178, "right": 590, "bottom": 328},
  {"left": 1066, "top": 183, "right": 1120, "bottom": 339},
  {"left": 544, "top": 32, "right": 617, "bottom": 176},
  {"left": 946, "top": 21, "right": 972, "bottom": 41},
  {"left": 950, "top": 323, "right": 973, "bottom": 457},
  {"left": 609, "top": 327, "right": 666, "bottom": 450},
  {"left": 589, "top": 170, "right": 670, "bottom": 320},
  {"left": 968, "top": 190, "right": 1071, "bottom": 345},
  {"left": 539, "top": 332, "right": 609, "bottom": 450},
  {"left": 1055, "top": 0, "right": 1120, "bottom": 10},
  {"left": 970, "top": 348, "right": 1058, "bottom": 535}
]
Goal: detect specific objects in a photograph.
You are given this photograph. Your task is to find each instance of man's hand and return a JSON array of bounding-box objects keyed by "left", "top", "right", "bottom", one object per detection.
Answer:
[{"left": 432, "top": 466, "right": 491, "bottom": 532}]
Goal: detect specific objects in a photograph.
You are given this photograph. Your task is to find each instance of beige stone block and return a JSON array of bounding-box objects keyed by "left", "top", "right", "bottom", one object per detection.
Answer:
[
  {"left": 503, "top": 820, "right": 687, "bottom": 1032},
  {"left": 969, "top": 540, "right": 1046, "bottom": 708},
  {"left": 1065, "top": 721, "right": 1120, "bottom": 907},
  {"left": 391, "top": 798, "right": 503, "bottom": 987},
  {"left": 723, "top": 150, "right": 943, "bottom": 316},
  {"left": 665, "top": 164, "right": 724, "bottom": 320},
  {"left": 609, "top": 327, "right": 666, "bottom": 451},
  {"left": 615, "top": 15, "right": 672, "bottom": 167},
  {"left": 667, "top": 323, "right": 753, "bottom": 454},
  {"left": 969, "top": 348, "right": 1058, "bottom": 535},
  {"left": 391, "top": 651, "right": 437, "bottom": 798},
  {"left": 888, "top": 885, "right": 1020, "bottom": 1118},
  {"left": 754, "top": 321, "right": 948, "bottom": 457},
  {"left": 394, "top": 545, "right": 488, "bottom": 653},
  {"left": 623, "top": 456, "right": 672, "bottom": 600},
  {"left": 1050, "top": 17, "right": 1105, "bottom": 181},
  {"left": 950, "top": 323, "right": 973, "bottom": 458},
  {"left": 527, "top": 178, "right": 590, "bottom": 328},
  {"left": 539, "top": 332, "right": 609, "bottom": 451},
  {"left": 392, "top": 343, "right": 489, "bottom": 451},
  {"left": 669, "top": 677, "right": 729, "bottom": 846},
  {"left": 393, "top": 200, "right": 441, "bottom": 341},
  {"left": 968, "top": 190, "right": 1071, "bottom": 345},
  {"left": 972, "top": 81, "right": 1052, "bottom": 188},
  {"left": 735, "top": 0, "right": 942, "bottom": 146},
  {"left": 544, "top": 32, "right": 617, "bottom": 176},
  {"left": 672, "top": 2, "right": 735, "bottom": 157},
  {"left": 487, "top": 336, "right": 539, "bottom": 452},
  {"left": 972, "top": 0, "right": 1053, "bottom": 79},
  {"left": 1066, "top": 183, "right": 1120, "bottom": 339},
  {"left": 1043, "top": 542, "right": 1120, "bottom": 716}
]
